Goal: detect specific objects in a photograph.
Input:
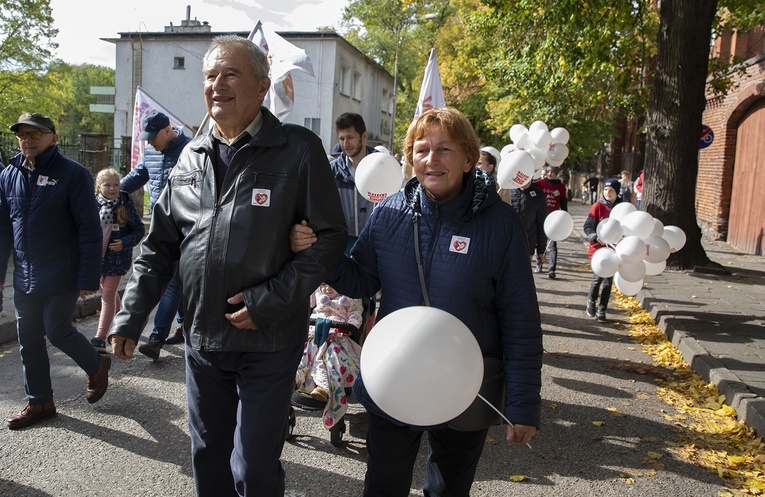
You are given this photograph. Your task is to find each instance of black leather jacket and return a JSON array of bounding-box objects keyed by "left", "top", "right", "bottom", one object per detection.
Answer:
[{"left": 110, "top": 107, "right": 348, "bottom": 352}]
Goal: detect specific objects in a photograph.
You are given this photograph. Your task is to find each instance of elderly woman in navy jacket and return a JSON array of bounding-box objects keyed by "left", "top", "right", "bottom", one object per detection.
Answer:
[{"left": 292, "top": 107, "right": 542, "bottom": 497}]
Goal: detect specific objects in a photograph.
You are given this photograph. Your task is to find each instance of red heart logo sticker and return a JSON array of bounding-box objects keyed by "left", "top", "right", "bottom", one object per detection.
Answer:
[
  {"left": 255, "top": 193, "right": 268, "bottom": 205},
  {"left": 454, "top": 240, "right": 467, "bottom": 251}
]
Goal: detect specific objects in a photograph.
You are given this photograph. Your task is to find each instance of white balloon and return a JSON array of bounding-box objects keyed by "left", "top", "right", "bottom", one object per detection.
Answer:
[
  {"left": 546, "top": 143, "right": 569, "bottom": 163},
  {"left": 480, "top": 146, "right": 501, "bottom": 163},
  {"left": 644, "top": 259, "right": 666, "bottom": 276},
  {"left": 546, "top": 157, "right": 564, "bottom": 167},
  {"left": 509, "top": 124, "right": 528, "bottom": 144},
  {"left": 497, "top": 150, "right": 535, "bottom": 189},
  {"left": 550, "top": 127, "right": 570, "bottom": 145},
  {"left": 617, "top": 260, "right": 646, "bottom": 282},
  {"left": 374, "top": 145, "right": 391, "bottom": 155},
  {"left": 527, "top": 147, "right": 546, "bottom": 170},
  {"left": 500, "top": 144, "right": 516, "bottom": 158},
  {"left": 531, "top": 129, "right": 552, "bottom": 149},
  {"left": 544, "top": 210, "right": 574, "bottom": 242},
  {"left": 596, "top": 218, "right": 624, "bottom": 245},
  {"left": 621, "top": 211, "right": 655, "bottom": 240},
  {"left": 650, "top": 218, "right": 665, "bottom": 238},
  {"left": 643, "top": 236, "right": 671, "bottom": 263},
  {"left": 615, "top": 235, "right": 645, "bottom": 264},
  {"left": 355, "top": 153, "right": 404, "bottom": 203},
  {"left": 528, "top": 120, "right": 549, "bottom": 134},
  {"left": 361, "top": 306, "right": 484, "bottom": 426},
  {"left": 614, "top": 273, "right": 644, "bottom": 296},
  {"left": 663, "top": 225, "right": 686, "bottom": 253},
  {"left": 513, "top": 131, "right": 532, "bottom": 150},
  {"left": 591, "top": 247, "right": 619, "bottom": 278},
  {"left": 609, "top": 201, "right": 637, "bottom": 222}
]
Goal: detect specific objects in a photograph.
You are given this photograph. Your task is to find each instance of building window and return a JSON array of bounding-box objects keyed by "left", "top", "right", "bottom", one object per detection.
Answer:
[
  {"left": 304, "top": 118, "right": 321, "bottom": 135},
  {"left": 340, "top": 65, "right": 351, "bottom": 96},
  {"left": 352, "top": 71, "right": 362, "bottom": 100},
  {"left": 382, "top": 89, "right": 392, "bottom": 114},
  {"left": 174, "top": 57, "right": 185, "bottom": 69}
]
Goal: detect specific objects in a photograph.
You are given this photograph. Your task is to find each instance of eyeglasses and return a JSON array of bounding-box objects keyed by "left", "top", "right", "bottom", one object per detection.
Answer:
[{"left": 15, "top": 130, "right": 52, "bottom": 140}]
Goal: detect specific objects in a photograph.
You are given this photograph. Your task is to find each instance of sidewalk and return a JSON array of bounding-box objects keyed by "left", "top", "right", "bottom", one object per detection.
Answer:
[{"left": 568, "top": 200, "right": 765, "bottom": 435}]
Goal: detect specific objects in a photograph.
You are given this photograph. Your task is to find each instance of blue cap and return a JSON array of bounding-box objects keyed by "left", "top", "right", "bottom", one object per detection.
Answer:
[{"left": 139, "top": 111, "right": 170, "bottom": 140}]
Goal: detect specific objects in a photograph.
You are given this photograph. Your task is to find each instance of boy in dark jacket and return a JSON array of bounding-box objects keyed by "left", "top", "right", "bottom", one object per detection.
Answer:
[
  {"left": 510, "top": 180, "right": 549, "bottom": 271},
  {"left": 583, "top": 178, "right": 620, "bottom": 323}
]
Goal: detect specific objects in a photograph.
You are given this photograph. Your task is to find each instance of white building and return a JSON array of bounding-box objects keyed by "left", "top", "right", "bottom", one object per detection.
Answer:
[{"left": 103, "top": 7, "right": 395, "bottom": 152}]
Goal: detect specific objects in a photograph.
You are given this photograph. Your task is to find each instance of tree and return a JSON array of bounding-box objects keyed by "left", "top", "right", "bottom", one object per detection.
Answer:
[
  {"left": 0, "top": 0, "right": 58, "bottom": 123},
  {"left": 643, "top": 0, "right": 764, "bottom": 269}
]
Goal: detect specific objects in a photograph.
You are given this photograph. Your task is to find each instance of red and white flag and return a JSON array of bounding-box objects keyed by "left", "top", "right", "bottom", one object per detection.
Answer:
[
  {"left": 249, "top": 21, "right": 315, "bottom": 121},
  {"left": 414, "top": 48, "right": 446, "bottom": 118},
  {"left": 131, "top": 86, "right": 188, "bottom": 170}
]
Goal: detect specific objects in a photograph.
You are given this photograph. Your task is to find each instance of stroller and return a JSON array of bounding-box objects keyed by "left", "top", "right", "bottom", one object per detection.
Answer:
[{"left": 288, "top": 289, "right": 373, "bottom": 447}]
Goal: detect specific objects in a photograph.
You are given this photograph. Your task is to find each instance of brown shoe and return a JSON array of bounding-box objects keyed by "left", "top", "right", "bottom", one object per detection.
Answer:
[
  {"left": 165, "top": 326, "right": 185, "bottom": 345},
  {"left": 310, "top": 386, "right": 329, "bottom": 403},
  {"left": 6, "top": 401, "right": 57, "bottom": 429},
  {"left": 86, "top": 355, "right": 111, "bottom": 404}
]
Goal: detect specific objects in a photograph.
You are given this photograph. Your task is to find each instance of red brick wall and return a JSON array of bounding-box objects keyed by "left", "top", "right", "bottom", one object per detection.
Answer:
[{"left": 698, "top": 55, "right": 765, "bottom": 240}]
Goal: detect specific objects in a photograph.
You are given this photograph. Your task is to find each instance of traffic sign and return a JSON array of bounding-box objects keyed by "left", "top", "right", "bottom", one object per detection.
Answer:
[{"left": 700, "top": 125, "right": 714, "bottom": 149}]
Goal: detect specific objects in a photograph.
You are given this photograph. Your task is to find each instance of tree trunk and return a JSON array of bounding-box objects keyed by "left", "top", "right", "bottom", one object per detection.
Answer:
[{"left": 643, "top": 0, "right": 717, "bottom": 270}]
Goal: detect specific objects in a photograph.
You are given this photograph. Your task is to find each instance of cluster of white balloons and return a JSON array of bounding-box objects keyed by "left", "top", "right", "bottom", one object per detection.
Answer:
[
  {"left": 590, "top": 202, "right": 686, "bottom": 296},
  {"left": 497, "top": 120, "right": 570, "bottom": 190}
]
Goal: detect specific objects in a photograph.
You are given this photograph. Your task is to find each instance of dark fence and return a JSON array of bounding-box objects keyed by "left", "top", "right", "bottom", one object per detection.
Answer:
[{"left": 0, "top": 133, "right": 131, "bottom": 177}]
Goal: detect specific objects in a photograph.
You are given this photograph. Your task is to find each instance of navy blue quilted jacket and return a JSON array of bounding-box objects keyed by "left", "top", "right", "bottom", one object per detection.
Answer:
[
  {"left": 0, "top": 146, "right": 102, "bottom": 294},
  {"left": 331, "top": 169, "right": 543, "bottom": 428}
]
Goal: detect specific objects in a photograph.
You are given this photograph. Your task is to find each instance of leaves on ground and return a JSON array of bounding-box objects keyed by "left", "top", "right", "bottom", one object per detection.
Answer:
[{"left": 614, "top": 292, "right": 765, "bottom": 495}]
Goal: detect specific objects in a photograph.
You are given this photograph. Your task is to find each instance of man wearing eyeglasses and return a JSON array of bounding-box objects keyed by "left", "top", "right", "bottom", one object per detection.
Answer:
[{"left": 0, "top": 113, "right": 110, "bottom": 430}]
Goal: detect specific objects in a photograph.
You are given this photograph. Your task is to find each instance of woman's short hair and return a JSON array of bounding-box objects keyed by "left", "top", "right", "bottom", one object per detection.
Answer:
[{"left": 403, "top": 107, "right": 480, "bottom": 169}]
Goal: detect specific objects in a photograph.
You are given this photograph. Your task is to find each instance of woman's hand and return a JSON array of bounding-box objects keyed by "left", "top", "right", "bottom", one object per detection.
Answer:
[
  {"left": 290, "top": 220, "right": 316, "bottom": 253},
  {"left": 507, "top": 424, "right": 536, "bottom": 445},
  {"left": 108, "top": 239, "right": 124, "bottom": 252}
]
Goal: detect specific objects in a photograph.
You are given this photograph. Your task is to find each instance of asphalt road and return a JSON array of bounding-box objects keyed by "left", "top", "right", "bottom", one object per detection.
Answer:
[{"left": 0, "top": 225, "right": 728, "bottom": 496}]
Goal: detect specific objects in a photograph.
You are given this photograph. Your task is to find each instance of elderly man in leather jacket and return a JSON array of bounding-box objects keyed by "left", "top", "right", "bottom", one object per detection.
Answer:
[{"left": 108, "top": 35, "right": 347, "bottom": 496}]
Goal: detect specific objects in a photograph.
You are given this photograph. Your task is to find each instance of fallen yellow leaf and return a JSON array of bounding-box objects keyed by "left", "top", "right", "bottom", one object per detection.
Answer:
[
  {"left": 592, "top": 421, "right": 605, "bottom": 426},
  {"left": 508, "top": 475, "right": 527, "bottom": 482}
]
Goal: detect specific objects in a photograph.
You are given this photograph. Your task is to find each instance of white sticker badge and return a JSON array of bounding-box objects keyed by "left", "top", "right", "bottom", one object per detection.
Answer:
[
  {"left": 450, "top": 235, "right": 470, "bottom": 255},
  {"left": 251, "top": 188, "right": 271, "bottom": 207}
]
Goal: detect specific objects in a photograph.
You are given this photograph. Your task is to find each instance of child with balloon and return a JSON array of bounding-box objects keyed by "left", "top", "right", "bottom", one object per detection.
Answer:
[{"left": 583, "top": 178, "right": 621, "bottom": 323}]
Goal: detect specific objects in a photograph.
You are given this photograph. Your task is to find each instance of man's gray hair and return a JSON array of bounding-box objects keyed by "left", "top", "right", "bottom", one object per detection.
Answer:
[{"left": 203, "top": 35, "right": 270, "bottom": 80}]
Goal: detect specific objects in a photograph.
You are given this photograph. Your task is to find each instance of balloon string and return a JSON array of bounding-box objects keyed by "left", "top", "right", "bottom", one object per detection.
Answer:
[{"left": 477, "top": 394, "right": 533, "bottom": 450}]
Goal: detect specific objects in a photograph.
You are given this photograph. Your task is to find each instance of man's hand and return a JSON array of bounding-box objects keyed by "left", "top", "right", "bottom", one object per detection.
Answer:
[
  {"left": 290, "top": 220, "right": 316, "bottom": 253},
  {"left": 507, "top": 424, "right": 536, "bottom": 445},
  {"left": 110, "top": 335, "right": 137, "bottom": 360},
  {"left": 225, "top": 293, "right": 258, "bottom": 330},
  {"left": 537, "top": 253, "right": 546, "bottom": 266}
]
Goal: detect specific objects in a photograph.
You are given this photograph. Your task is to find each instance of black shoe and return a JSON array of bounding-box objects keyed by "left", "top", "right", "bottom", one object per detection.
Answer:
[
  {"left": 586, "top": 300, "right": 596, "bottom": 317},
  {"left": 90, "top": 337, "right": 107, "bottom": 353},
  {"left": 596, "top": 308, "right": 607, "bottom": 323},
  {"left": 165, "top": 326, "right": 185, "bottom": 345},
  {"left": 548, "top": 271, "right": 556, "bottom": 279},
  {"left": 138, "top": 339, "right": 163, "bottom": 361}
]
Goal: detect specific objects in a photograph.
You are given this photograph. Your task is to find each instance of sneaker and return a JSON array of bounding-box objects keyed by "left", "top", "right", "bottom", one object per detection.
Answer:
[
  {"left": 138, "top": 339, "right": 163, "bottom": 361},
  {"left": 86, "top": 355, "right": 111, "bottom": 404},
  {"left": 534, "top": 266, "right": 542, "bottom": 273},
  {"left": 90, "top": 337, "right": 107, "bottom": 353},
  {"left": 310, "top": 386, "right": 329, "bottom": 403},
  {"left": 6, "top": 401, "right": 57, "bottom": 429},
  {"left": 596, "top": 308, "right": 607, "bottom": 323},
  {"left": 548, "top": 271, "right": 556, "bottom": 279},
  {"left": 165, "top": 326, "right": 185, "bottom": 345},
  {"left": 586, "top": 300, "right": 596, "bottom": 317}
]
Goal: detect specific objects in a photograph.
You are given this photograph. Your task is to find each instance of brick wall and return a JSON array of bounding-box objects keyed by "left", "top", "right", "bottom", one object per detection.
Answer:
[{"left": 698, "top": 55, "right": 765, "bottom": 240}]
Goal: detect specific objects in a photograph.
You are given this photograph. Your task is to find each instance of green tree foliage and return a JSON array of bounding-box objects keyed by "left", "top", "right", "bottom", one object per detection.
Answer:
[{"left": 341, "top": 0, "right": 452, "bottom": 150}]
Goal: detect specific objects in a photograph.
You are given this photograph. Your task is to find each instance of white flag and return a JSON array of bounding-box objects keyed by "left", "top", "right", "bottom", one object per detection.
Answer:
[
  {"left": 131, "top": 86, "right": 188, "bottom": 170},
  {"left": 249, "top": 21, "right": 315, "bottom": 120},
  {"left": 414, "top": 48, "right": 446, "bottom": 118}
]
